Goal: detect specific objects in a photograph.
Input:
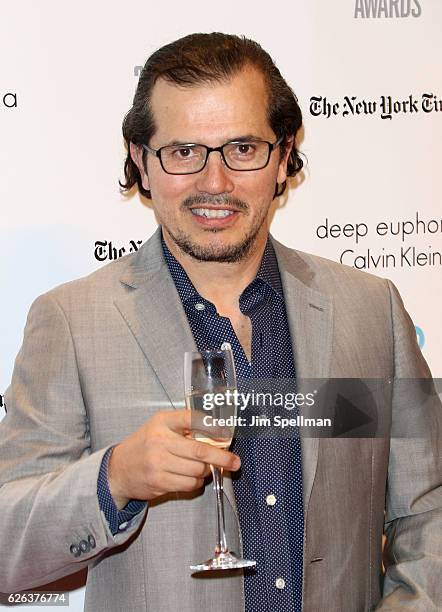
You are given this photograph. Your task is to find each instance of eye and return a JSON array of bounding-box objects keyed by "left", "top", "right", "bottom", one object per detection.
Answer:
[
  {"left": 235, "top": 143, "right": 256, "bottom": 155},
  {"left": 173, "top": 147, "right": 194, "bottom": 158}
]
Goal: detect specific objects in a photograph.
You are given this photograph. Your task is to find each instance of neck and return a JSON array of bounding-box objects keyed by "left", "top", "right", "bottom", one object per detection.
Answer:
[{"left": 162, "top": 228, "right": 268, "bottom": 313}]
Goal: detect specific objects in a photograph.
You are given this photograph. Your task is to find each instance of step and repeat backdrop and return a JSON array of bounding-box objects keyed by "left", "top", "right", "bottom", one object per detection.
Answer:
[{"left": 1, "top": 1, "right": 441, "bottom": 609}]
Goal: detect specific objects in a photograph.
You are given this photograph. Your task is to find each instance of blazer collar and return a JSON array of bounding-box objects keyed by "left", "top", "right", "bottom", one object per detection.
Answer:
[{"left": 118, "top": 226, "right": 166, "bottom": 289}]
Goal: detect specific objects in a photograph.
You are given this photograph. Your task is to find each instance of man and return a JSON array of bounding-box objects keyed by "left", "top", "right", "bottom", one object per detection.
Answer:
[{"left": 0, "top": 33, "right": 440, "bottom": 611}]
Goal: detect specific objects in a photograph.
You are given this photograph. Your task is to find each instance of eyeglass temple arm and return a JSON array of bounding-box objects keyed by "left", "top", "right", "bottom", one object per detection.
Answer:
[
  {"left": 272, "top": 135, "right": 285, "bottom": 149},
  {"left": 140, "top": 143, "right": 160, "bottom": 157}
]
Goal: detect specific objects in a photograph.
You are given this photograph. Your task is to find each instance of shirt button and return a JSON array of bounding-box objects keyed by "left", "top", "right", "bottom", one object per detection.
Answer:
[
  {"left": 195, "top": 303, "right": 205, "bottom": 311},
  {"left": 221, "top": 342, "right": 231, "bottom": 350},
  {"left": 118, "top": 521, "right": 128, "bottom": 531},
  {"left": 275, "top": 577, "right": 286, "bottom": 590},
  {"left": 266, "top": 493, "right": 277, "bottom": 506}
]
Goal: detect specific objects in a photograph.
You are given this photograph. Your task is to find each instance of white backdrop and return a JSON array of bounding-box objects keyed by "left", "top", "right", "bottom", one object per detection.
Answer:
[{"left": 1, "top": 1, "right": 441, "bottom": 609}]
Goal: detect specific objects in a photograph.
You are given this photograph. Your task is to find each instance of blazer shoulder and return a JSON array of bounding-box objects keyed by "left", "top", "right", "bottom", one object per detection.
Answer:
[
  {"left": 41, "top": 229, "right": 164, "bottom": 310},
  {"left": 33, "top": 250, "right": 139, "bottom": 314},
  {"left": 274, "top": 239, "right": 391, "bottom": 293},
  {"left": 301, "top": 249, "right": 388, "bottom": 286}
]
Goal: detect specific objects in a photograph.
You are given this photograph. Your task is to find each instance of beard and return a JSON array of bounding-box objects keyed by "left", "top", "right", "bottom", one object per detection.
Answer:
[{"left": 164, "top": 194, "right": 269, "bottom": 263}]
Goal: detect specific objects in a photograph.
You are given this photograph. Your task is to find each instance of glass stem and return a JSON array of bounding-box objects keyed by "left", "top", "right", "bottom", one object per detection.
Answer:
[{"left": 211, "top": 465, "right": 228, "bottom": 555}]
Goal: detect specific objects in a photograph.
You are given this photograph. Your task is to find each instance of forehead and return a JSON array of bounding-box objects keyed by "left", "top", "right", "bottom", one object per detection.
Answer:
[{"left": 149, "top": 66, "right": 272, "bottom": 144}]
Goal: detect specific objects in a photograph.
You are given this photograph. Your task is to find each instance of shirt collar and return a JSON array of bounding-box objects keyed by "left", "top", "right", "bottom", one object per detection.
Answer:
[
  {"left": 255, "top": 238, "right": 283, "bottom": 296},
  {"left": 161, "top": 230, "right": 283, "bottom": 306}
]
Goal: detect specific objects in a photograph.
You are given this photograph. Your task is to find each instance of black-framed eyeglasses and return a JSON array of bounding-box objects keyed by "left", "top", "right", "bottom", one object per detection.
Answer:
[{"left": 140, "top": 136, "right": 284, "bottom": 175}]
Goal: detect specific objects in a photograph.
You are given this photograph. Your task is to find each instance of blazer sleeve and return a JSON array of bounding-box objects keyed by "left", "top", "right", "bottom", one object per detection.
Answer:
[
  {"left": 377, "top": 281, "right": 442, "bottom": 610},
  {"left": 0, "top": 292, "right": 147, "bottom": 593}
]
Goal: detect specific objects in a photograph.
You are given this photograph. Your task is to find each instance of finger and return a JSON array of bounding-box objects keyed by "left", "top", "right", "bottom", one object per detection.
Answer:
[
  {"left": 160, "top": 410, "right": 232, "bottom": 445},
  {"left": 161, "top": 409, "right": 192, "bottom": 434},
  {"left": 160, "top": 472, "right": 206, "bottom": 494},
  {"left": 167, "top": 435, "right": 241, "bottom": 471},
  {"left": 161, "top": 454, "right": 211, "bottom": 479}
]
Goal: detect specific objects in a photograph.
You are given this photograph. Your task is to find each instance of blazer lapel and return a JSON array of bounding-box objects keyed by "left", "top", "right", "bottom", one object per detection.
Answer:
[
  {"left": 114, "top": 228, "right": 196, "bottom": 408},
  {"left": 272, "top": 238, "right": 333, "bottom": 513}
]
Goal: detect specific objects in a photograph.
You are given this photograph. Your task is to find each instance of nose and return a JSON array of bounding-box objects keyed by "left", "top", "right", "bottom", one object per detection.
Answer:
[{"left": 194, "top": 150, "right": 235, "bottom": 195}]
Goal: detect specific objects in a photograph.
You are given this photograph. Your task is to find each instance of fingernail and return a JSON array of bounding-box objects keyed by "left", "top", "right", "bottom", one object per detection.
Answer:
[{"left": 232, "top": 457, "right": 241, "bottom": 470}]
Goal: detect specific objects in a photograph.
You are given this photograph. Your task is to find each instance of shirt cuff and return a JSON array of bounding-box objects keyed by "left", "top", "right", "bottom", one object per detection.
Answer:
[{"left": 97, "top": 446, "right": 147, "bottom": 535}]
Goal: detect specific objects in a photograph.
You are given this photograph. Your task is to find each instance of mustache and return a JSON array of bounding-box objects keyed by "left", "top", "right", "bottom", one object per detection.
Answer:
[{"left": 181, "top": 194, "right": 248, "bottom": 212}]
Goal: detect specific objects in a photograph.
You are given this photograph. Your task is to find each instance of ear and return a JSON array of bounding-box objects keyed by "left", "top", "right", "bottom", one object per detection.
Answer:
[
  {"left": 276, "top": 135, "right": 294, "bottom": 186},
  {"left": 129, "top": 142, "right": 150, "bottom": 191}
]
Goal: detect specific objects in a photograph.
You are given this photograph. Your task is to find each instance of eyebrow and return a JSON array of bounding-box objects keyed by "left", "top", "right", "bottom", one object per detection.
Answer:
[{"left": 162, "top": 134, "right": 265, "bottom": 147}]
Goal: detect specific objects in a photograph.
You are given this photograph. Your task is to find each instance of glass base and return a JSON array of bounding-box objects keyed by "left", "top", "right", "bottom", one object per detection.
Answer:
[{"left": 190, "top": 551, "right": 256, "bottom": 572}]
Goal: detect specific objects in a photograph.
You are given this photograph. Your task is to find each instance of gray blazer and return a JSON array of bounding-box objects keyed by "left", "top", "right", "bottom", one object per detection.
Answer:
[{"left": 0, "top": 228, "right": 440, "bottom": 611}]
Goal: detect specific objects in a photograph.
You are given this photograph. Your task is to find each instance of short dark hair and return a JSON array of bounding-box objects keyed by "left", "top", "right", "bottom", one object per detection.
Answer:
[{"left": 120, "top": 32, "right": 303, "bottom": 198}]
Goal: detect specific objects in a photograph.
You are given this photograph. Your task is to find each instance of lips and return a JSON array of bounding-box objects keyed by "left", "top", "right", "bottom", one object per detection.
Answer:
[
  {"left": 188, "top": 206, "right": 239, "bottom": 228},
  {"left": 191, "top": 208, "right": 235, "bottom": 218}
]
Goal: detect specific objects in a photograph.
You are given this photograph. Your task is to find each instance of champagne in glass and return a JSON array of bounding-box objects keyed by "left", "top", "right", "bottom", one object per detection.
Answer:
[
  {"left": 184, "top": 347, "right": 256, "bottom": 571},
  {"left": 185, "top": 385, "right": 236, "bottom": 448}
]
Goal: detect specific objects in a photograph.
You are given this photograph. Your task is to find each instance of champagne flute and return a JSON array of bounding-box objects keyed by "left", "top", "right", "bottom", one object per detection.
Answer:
[{"left": 184, "top": 347, "right": 256, "bottom": 571}]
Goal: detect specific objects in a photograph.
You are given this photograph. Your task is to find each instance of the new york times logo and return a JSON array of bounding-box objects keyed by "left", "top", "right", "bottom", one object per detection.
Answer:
[
  {"left": 354, "top": 0, "right": 422, "bottom": 18},
  {"left": 94, "top": 239, "right": 143, "bottom": 261},
  {"left": 310, "top": 93, "right": 441, "bottom": 119}
]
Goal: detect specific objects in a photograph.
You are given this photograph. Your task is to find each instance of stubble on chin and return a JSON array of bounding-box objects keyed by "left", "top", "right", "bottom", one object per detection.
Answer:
[{"left": 165, "top": 225, "right": 262, "bottom": 263}]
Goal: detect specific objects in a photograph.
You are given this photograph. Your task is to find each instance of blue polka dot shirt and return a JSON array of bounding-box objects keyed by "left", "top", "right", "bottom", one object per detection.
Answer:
[{"left": 164, "top": 235, "right": 304, "bottom": 611}]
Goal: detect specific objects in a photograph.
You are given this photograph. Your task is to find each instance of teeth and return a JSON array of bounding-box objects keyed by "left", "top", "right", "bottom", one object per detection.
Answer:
[{"left": 191, "top": 208, "right": 234, "bottom": 219}]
